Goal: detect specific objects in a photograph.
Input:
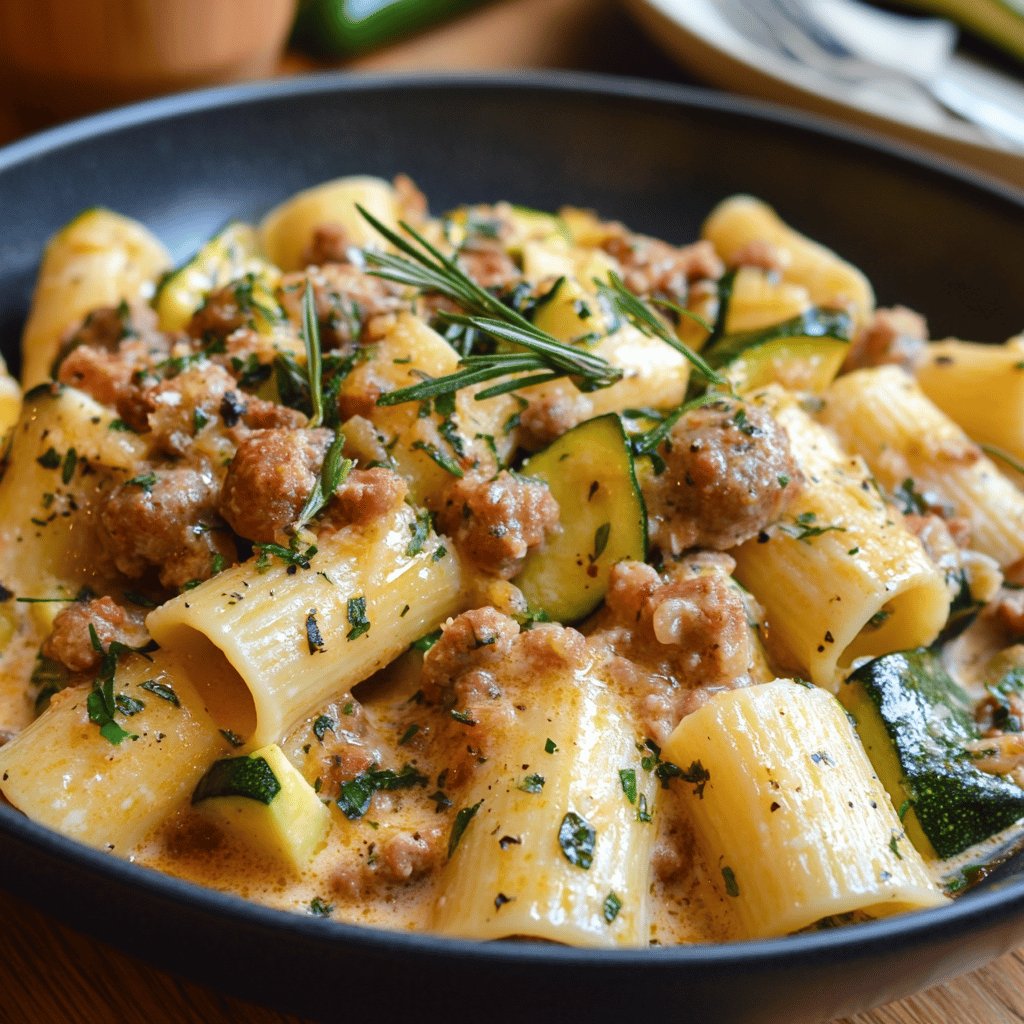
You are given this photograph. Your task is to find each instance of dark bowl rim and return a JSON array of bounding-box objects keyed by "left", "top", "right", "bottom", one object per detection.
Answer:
[{"left": 2, "top": 67, "right": 1024, "bottom": 972}]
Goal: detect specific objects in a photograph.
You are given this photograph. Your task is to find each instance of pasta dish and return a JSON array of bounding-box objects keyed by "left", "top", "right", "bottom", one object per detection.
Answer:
[{"left": 1, "top": 175, "right": 1023, "bottom": 945}]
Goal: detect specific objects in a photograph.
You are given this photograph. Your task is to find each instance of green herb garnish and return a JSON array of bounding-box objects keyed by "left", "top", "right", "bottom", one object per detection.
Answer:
[
  {"left": 594, "top": 272, "right": 722, "bottom": 385},
  {"left": 603, "top": 892, "right": 623, "bottom": 923},
  {"left": 346, "top": 596, "right": 370, "bottom": 641},
  {"left": 337, "top": 764, "right": 428, "bottom": 820},
  {"left": 140, "top": 679, "right": 180, "bottom": 706},
  {"left": 448, "top": 800, "right": 483, "bottom": 858},
  {"left": 558, "top": 811, "right": 596, "bottom": 869},
  {"left": 358, "top": 206, "right": 622, "bottom": 405}
]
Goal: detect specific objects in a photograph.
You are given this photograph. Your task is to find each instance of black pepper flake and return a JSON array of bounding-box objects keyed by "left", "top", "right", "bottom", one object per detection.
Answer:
[
  {"left": 769, "top": 801, "right": 780, "bottom": 813},
  {"left": 824, "top": 631, "right": 834, "bottom": 644},
  {"left": 494, "top": 892, "right": 513, "bottom": 911},
  {"left": 0, "top": 584, "right": 12, "bottom": 603},
  {"left": 498, "top": 835, "right": 521, "bottom": 850},
  {"left": 757, "top": 530, "right": 770, "bottom": 544}
]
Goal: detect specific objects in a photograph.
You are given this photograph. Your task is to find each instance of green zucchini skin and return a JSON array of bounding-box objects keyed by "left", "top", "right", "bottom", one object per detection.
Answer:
[
  {"left": 844, "top": 649, "right": 1024, "bottom": 860},
  {"left": 514, "top": 413, "right": 646, "bottom": 623},
  {"left": 192, "top": 754, "right": 282, "bottom": 806},
  {"left": 702, "top": 307, "right": 852, "bottom": 368}
]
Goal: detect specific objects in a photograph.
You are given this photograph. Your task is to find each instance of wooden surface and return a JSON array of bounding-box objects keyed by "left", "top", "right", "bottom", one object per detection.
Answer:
[{"left": 1, "top": 1, "right": 1023, "bottom": 1021}]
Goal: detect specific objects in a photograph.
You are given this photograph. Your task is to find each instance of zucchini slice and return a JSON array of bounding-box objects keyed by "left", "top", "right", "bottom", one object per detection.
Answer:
[
  {"left": 192, "top": 743, "right": 331, "bottom": 871},
  {"left": 704, "top": 308, "right": 851, "bottom": 393},
  {"left": 514, "top": 413, "right": 646, "bottom": 622},
  {"left": 154, "top": 222, "right": 280, "bottom": 333},
  {"left": 842, "top": 649, "right": 1024, "bottom": 859}
]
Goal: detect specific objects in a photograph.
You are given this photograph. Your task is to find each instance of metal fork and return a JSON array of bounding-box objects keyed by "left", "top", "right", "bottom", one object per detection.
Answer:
[{"left": 718, "top": 0, "right": 1024, "bottom": 151}]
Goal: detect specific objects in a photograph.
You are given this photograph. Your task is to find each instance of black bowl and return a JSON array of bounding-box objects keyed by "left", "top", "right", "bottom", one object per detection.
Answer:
[{"left": 1, "top": 72, "right": 1023, "bottom": 1024}]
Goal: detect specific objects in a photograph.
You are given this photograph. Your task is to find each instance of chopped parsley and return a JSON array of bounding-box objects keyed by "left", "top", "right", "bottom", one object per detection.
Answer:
[
  {"left": 558, "top": 811, "right": 596, "bottom": 870},
  {"left": 61, "top": 447, "right": 78, "bottom": 485},
  {"left": 125, "top": 472, "right": 158, "bottom": 493},
  {"left": 412, "top": 629, "right": 442, "bottom": 652},
  {"left": 36, "top": 447, "right": 61, "bottom": 469},
  {"left": 544, "top": 738, "right": 558, "bottom": 754},
  {"left": 254, "top": 539, "right": 317, "bottom": 572},
  {"left": 721, "top": 866, "right": 740, "bottom": 897},
  {"left": 448, "top": 800, "right": 483, "bottom": 858},
  {"left": 603, "top": 892, "right": 623, "bottom": 923},
  {"left": 411, "top": 439, "right": 464, "bottom": 477},
  {"left": 518, "top": 773, "right": 545, "bottom": 793},
  {"left": 219, "top": 728, "right": 245, "bottom": 748},
  {"left": 778, "top": 511, "right": 846, "bottom": 544},
  {"left": 313, "top": 714, "right": 336, "bottom": 743},
  {"left": 640, "top": 739, "right": 709, "bottom": 796},
  {"left": 306, "top": 609, "right": 326, "bottom": 655},
  {"left": 336, "top": 764, "right": 427, "bottom": 820},
  {"left": 892, "top": 477, "right": 928, "bottom": 515},
  {"left": 346, "top": 596, "right": 370, "bottom": 641},
  {"left": 618, "top": 768, "right": 638, "bottom": 804},
  {"left": 85, "top": 625, "right": 153, "bottom": 745},
  {"left": 406, "top": 508, "right": 433, "bottom": 557},
  {"left": 140, "top": 679, "right": 180, "bottom": 707},
  {"left": 592, "top": 522, "right": 611, "bottom": 562},
  {"left": 309, "top": 897, "right": 334, "bottom": 917},
  {"left": 636, "top": 794, "right": 652, "bottom": 824},
  {"left": 398, "top": 723, "right": 420, "bottom": 746}
]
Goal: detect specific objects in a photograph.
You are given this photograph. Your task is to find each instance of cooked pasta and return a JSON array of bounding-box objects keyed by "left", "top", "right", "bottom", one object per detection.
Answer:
[{"left": 0, "top": 177, "right": 1021, "bottom": 947}]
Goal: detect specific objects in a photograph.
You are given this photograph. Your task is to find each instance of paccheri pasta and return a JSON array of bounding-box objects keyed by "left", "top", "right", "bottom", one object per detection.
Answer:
[{"left": 1, "top": 177, "right": 1023, "bottom": 946}]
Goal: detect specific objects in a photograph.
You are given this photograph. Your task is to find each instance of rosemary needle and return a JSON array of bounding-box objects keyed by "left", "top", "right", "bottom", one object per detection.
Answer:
[
  {"left": 594, "top": 272, "right": 725, "bottom": 387},
  {"left": 357, "top": 206, "right": 622, "bottom": 405},
  {"left": 294, "top": 279, "right": 352, "bottom": 528}
]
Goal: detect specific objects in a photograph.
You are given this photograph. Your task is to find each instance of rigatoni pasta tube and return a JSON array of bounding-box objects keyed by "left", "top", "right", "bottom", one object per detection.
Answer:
[
  {"left": 662, "top": 680, "right": 947, "bottom": 939},
  {"left": 821, "top": 365, "right": 1024, "bottom": 566},
  {"left": 21, "top": 208, "right": 170, "bottom": 388},
  {"left": 259, "top": 175, "right": 401, "bottom": 272},
  {"left": 147, "top": 503, "right": 464, "bottom": 748},
  {"left": 0, "top": 649, "right": 225, "bottom": 853},
  {"left": 0, "top": 385, "right": 148, "bottom": 590},
  {"left": 732, "top": 391, "right": 948, "bottom": 689},
  {"left": 702, "top": 195, "right": 874, "bottom": 331},
  {"left": 915, "top": 337, "right": 1024, "bottom": 463},
  {"left": 432, "top": 637, "right": 654, "bottom": 947}
]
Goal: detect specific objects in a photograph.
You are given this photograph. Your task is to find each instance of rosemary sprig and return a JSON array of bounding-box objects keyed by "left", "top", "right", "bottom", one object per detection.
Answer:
[
  {"left": 631, "top": 393, "right": 725, "bottom": 457},
  {"left": 981, "top": 442, "right": 1024, "bottom": 476},
  {"left": 302, "top": 281, "right": 325, "bottom": 429},
  {"left": 594, "top": 272, "right": 725, "bottom": 386},
  {"left": 294, "top": 280, "right": 352, "bottom": 528},
  {"left": 296, "top": 430, "right": 352, "bottom": 530},
  {"left": 357, "top": 207, "right": 623, "bottom": 405}
]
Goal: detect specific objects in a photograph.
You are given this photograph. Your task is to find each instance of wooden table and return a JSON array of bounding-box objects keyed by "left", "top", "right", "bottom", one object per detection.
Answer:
[{"left": 1, "top": 1, "right": 1023, "bottom": 1021}]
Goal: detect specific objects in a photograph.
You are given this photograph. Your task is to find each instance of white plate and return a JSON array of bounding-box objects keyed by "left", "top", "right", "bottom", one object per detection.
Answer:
[{"left": 625, "top": 0, "right": 1024, "bottom": 189}]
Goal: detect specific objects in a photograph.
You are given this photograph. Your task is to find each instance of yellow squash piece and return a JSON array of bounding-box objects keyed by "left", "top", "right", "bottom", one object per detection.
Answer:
[
  {"left": 154, "top": 222, "right": 280, "bottom": 333},
  {"left": 192, "top": 743, "right": 331, "bottom": 872}
]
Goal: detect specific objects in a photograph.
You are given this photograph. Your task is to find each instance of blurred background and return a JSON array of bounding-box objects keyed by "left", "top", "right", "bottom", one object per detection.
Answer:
[{"left": 0, "top": 0, "right": 1021, "bottom": 188}]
